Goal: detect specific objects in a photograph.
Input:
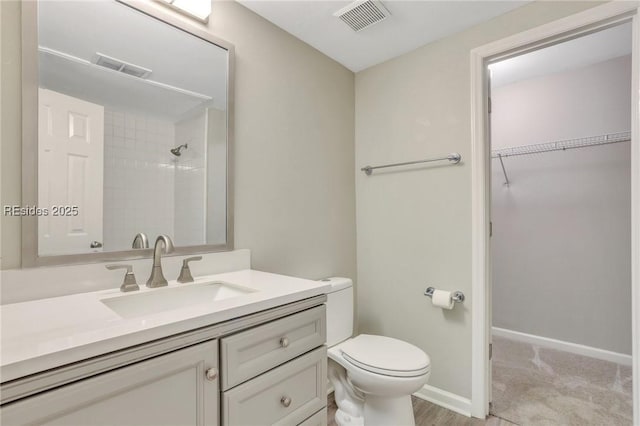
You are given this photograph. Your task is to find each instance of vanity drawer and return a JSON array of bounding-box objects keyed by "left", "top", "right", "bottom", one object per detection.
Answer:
[
  {"left": 221, "top": 305, "right": 326, "bottom": 390},
  {"left": 222, "top": 346, "right": 327, "bottom": 426}
]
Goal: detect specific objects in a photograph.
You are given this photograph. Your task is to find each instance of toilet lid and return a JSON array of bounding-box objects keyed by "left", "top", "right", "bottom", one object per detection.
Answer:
[{"left": 340, "top": 334, "right": 430, "bottom": 378}]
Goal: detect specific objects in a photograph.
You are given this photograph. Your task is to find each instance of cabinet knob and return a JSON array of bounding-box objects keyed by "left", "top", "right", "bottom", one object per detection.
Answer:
[
  {"left": 280, "top": 396, "right": 292, "bottom": 407},
  {"left": 280, "top": 337, "right": 289, "bottom": 348},
  {"left": 205, "top": 368, "right": 218, "bottom": 381}
]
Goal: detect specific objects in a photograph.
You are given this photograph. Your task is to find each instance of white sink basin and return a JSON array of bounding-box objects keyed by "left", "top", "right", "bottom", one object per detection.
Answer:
[{"left": 101, "top": 281, "right": 257, "bottom": 319}]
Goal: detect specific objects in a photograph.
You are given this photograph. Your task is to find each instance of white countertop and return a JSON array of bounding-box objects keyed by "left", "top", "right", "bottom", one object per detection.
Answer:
[{"left": 0, "top": 269, "right": 330, "bottom": 383}]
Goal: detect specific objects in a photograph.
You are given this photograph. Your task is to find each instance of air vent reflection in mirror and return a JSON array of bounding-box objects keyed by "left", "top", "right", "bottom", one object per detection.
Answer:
[{"left": 93, "top": 52, "right": 152, "bottom": 79}]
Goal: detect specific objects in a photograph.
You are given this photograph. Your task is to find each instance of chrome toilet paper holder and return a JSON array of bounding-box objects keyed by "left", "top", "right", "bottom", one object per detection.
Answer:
[{"left": 424, "top": 287, "right": 465, "bottom": 303}]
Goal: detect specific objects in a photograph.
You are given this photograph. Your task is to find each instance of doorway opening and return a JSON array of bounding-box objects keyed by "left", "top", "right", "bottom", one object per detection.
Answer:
[
  {"left": 470, "top": 4, "right": 640, "bottom": 421},
  {"left": 488, "top": 22, "right": 632, "bottom": 425}
]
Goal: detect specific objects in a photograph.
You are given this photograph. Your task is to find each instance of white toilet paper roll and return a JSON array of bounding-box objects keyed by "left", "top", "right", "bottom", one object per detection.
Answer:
[{"left": 432, "top": 289, "right": 455, "bottom": 310}]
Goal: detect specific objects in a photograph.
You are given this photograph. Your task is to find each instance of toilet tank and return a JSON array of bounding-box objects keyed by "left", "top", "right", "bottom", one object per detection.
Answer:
[{"left": 322, "top": 277, "right": 354, "bottom": 347}]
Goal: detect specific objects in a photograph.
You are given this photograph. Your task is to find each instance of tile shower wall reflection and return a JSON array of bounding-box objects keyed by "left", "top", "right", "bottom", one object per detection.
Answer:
[
  {"left": 174, "top": 111, "right": 207, "bottom": 247},
  {"left": 103, "top": 109, "right": 176, "bottom": 251}
]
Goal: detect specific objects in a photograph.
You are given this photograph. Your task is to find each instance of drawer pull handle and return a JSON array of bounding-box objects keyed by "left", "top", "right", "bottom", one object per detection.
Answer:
[
  {"left": 205, "top": 368, "right": 218, "bottom": 381},
  {"left": 280, "top": 337, "right": 290, "bottom": 348},
  {"left": 280, "top": 396, "right": 292, "bottom": 407}
]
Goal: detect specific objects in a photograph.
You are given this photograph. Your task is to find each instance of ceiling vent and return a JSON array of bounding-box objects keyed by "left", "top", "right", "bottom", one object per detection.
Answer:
[
  {"left": 334, "top": 0, "right": 390, "bottom": 32},
  {"left": 93, "top": 53, "right": 152, "bottom": 79}
]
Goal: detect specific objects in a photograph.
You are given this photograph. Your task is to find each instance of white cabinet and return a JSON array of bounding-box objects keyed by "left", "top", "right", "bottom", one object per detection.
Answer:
[
  {"left": 222, "top": 347, "right": 326, "bottom": 426},
  {"left": 0, "top": 301, "right": 328, "bottom": 426},
  {"left": 220, "top": 306, "right": 327, "bottom": 426},
  {"left": 298, "top": 409, "right": 328, "bottom": 426},
  {"left": 221, "top": 305, "right": 326, "bottom": 390},
  {"left": 1, "top": 340, "right": 219, "bottom": 426}
]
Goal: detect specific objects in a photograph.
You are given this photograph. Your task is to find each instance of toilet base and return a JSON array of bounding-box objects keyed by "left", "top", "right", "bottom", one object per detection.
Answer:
[
  {"left": 334, "top": 408, "right": 364, "bottom": 426},
  {"left": 332, "top": 394, "right": 416, "bottom": 426},
  {"left": 362, "top": 395, "right": 415, "bottom": 426},
  {"left": 328, "top": 355, "right": 422, "bottom": 426}
]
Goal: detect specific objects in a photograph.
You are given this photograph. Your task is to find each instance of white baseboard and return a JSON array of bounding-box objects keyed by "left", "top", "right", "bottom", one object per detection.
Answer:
[
  {"left": 492, "top": 327, "right": 632, "bottom": 366},
  {"left": 413, "top": 384, "right": 471, "bottom": 417}
]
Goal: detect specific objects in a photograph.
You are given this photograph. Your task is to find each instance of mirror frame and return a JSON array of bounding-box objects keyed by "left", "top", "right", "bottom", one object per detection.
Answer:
[{"left": 21, "top": 0, "right": 235, "bottom": 267}]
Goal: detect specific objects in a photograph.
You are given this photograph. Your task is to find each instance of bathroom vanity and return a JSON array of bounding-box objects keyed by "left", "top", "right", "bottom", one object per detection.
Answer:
[{"left": 0, "top": 270, "right": 330, "bottom": 425}]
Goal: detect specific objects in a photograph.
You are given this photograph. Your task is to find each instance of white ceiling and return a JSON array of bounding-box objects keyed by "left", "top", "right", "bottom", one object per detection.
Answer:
[
  {"left": 238, "top": 0, "right": 530, "bottom": 72},
  {"left": 38, "top": 1, "right": 228, "bottom": 120},
  {"left": 490, "top": 22, "right": 633, "bottom": 88}
]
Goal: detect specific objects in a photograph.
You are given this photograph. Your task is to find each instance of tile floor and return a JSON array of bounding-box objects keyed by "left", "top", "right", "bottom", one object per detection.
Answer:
[{"left": 491, "top": 336, "right": 632, "bottom": 425}]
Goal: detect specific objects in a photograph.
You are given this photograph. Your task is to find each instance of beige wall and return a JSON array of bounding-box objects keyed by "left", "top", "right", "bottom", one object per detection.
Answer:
[
  {"left": 208, "top": 2, "right": 357, "bottom": 281},
  {"left": 355, "top": 1, "right": 603, "bottom": 399},
  {"left": 0, "top": 1, "right": 357, "bottom": 286},
  {"left": 1, "top": 1, "right": 22, "bottom": 270}
]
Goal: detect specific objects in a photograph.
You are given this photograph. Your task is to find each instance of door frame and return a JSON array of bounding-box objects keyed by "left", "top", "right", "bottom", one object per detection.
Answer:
[{"left": 470, "top": 1, "right": 640, "bottom": 420}]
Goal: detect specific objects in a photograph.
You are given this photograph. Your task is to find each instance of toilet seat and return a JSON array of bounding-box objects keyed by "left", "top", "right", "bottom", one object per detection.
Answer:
[{"left": 339, "top": 334, "right": 430, "bottom": 378}]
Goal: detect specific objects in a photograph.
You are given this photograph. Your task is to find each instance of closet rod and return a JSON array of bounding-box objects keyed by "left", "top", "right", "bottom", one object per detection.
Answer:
[
  {"left": 491, "top": 131, "right": 630, "bottom": 159},
  {"left": 492, "top": 131, "right": 630, "bottom": 185}
]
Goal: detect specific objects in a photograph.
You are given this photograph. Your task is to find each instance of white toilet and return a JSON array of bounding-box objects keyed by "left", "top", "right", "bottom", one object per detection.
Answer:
[{"left": 324, "top": 277, "right": 431, "bottom": 426}]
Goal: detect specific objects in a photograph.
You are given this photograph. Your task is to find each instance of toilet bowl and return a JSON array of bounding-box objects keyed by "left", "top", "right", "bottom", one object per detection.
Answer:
[{"left": 323, "top": 278, "right": 431, "bottom": 426}]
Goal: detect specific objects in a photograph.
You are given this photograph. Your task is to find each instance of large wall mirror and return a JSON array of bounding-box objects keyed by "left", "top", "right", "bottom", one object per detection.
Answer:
[{"left": 22, "top": 0, "right": 234, "bottom": 266}]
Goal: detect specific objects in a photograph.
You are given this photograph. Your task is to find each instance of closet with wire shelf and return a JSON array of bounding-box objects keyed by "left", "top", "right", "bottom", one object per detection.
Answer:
[{"left": 491, "top": 131, "right": 631, "bottom": 185}]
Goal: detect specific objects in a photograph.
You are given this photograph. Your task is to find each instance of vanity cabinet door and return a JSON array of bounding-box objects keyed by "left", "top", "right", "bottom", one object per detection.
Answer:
[{"left": 1, "top": 340, "right": 219, "bottom": 426}]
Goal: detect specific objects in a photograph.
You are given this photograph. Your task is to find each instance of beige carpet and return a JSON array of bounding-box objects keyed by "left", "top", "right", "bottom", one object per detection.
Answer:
[{"left": 491, "top": 335, "right": 632, "bottom": 425}]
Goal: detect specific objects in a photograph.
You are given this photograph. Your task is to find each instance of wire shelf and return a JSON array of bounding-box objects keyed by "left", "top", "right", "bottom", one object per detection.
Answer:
[{"left": 491, "top": 131, "right": 631, "bottom": 159}]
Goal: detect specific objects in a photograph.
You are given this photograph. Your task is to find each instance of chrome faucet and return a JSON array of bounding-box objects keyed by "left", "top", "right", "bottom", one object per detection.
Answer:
[
  {"left": 132, "top": 232, "right": 149, "bottom": 249},
  {"left": 146, "top": 235, "right": 175, "bottom": 288}
]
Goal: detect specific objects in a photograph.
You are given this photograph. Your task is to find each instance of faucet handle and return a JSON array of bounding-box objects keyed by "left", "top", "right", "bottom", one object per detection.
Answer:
[
  {"left": 132, "top": 232, "right": 149, "bottom": 249},
  {"left": 106, "top": 264, "right": 139, "bottom": 292},
  {"left": 177, "top": 256, "right": 203, "bottom": 283}
]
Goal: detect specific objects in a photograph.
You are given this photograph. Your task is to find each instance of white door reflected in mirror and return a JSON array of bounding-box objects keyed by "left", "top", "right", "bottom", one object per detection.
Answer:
[{"left": 38, "top": 89, "right": 104, "bottom": 255}]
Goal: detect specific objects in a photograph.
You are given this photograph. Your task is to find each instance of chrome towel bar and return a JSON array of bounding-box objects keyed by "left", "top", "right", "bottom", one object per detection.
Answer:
[
  {"left": 424, "top": 287, "right": 465, "bottom": 303},
  {"left": 360, "top": 153, "right": 461, "bottom": 175}
]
